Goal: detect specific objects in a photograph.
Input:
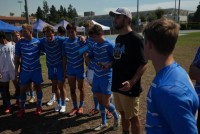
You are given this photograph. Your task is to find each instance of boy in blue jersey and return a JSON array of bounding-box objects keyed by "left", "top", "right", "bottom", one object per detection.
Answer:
[
  {"left": 83, "top": 20, "right": 100, "bottom": 116},
  {"left": 86, "top": 24, "right": 120, "bottom": 131},
  {"left": 40, "top": 26, "right": 67, "bottom": 113},
  {"left": 83, "top": 21, "right": 113, "bottom": 118},
  {"left": 62, "top": 23, "right": 85, "bottom": 116},
  {"left": 143, "top": 18, "right": 199, "bottom": 134},
  {"left": 189, "top": 47, "right": 200, "bottom": 133},
  {"left": 15, "top": 24, "right": 43, "bottom": 117}
]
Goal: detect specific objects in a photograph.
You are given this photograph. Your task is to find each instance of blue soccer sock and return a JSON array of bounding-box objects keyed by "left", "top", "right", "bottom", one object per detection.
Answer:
[
  {"left": 79, "top": 101, "right": 84, "bottom": 108},
  {"left": 100, "top": 104, "right": 107, "bottom": 125},
  {"left": 73, "top": 101, "right": 78, "bottom": 109},
  {"left": 108, "top": 103, "right": 119, "bottom": 120},
  {"left": 57, "top": 98, "right": 61, "bottom": 105},
  {"left": 36, "top": 91, "right": 43, "bottom": 107},
  {"left": 20, "top": 94, "right": 26, "bottom": 109},
  {"left": 93, "top": 95, "right": 99, "bottom": 110},
  {"left": 30, "top": 90, "right": 34, "bottom": 97},
  {"left": 61, "top": 99, "right": 66, "bottom": 106}
]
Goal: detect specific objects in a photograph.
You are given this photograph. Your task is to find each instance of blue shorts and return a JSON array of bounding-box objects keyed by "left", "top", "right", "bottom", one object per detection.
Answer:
[
  {"left": 92, "top": 75, "right": 112, "bottom": 95},
  {"left": 67, "top": 68, "right": 85, "bottom": 79},
  {"left": 20, "top": 69, "right": 43, "bottom": 85},
  {"left": 48, "top": 66, "right": 64, "bottom": 82}
]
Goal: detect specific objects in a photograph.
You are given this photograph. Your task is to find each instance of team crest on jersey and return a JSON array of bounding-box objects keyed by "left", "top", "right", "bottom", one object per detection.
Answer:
[
  {"left": 33, "top": 43, "right": 38, "bottom": 47},
  {"left": 113, "top": 43, "right": 125, "bottom": 60}
]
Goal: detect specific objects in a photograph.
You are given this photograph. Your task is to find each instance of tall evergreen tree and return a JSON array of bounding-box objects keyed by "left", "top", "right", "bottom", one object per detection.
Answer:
[
  {"left": 193, "top": 3, "right": 200, "bottom": 22},
  {"left": 43, "top": 0, "right": 49, "bottom": 21},
  {"left": 67, "top": 4, "right": 78, "bottom": 20},
  {"left": 49, "top": 5, "right": 58, "bottom": 24},
  {"left": 36, "top": 6, "right": 45, "bottom": 20}
]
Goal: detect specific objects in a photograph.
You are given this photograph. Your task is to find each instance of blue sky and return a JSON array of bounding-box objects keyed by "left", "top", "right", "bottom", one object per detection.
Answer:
[{"left": 0, "top": 0, "right": 199, "bottom": 17}]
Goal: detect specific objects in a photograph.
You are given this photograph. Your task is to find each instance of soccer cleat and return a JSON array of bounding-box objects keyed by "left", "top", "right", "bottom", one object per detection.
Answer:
[
  {"left": 69, "top": 108, "right": 78, "bottom": 116},
  {"left": 65, "top": 97, "right": 69, "bottom": 102},
  {"left": 88, "top": 109, "right": 99, "bottom": 117},
  {"left": 112, "top": 114, "right": 121, "bottom": 130},
  {"left": 59, "top": 106, "right": 66, "bottom": 113},
  {"left": 106, "top": 110, "right": 113, "bottom": 119},
  {"left": 17, "top": 109, "right": 25, "bottom": 118},
  {"left": 28, "top": 96, "right": 35, "bottom": 103},
  {"left": 94, "top": 123, "right": 108, "bottom": 131},
  {"left": 47, "top": 97, "right": 56, "bottom": 106},
  {"left": 5, "top": 107, "right": 11, "bottom": 113},
  {"left": 55, "top": 105, "right": 61, "bottom": 112},
  {"left": 34, "top": 107, "right": 42, "bottom": 115},
  {"left": 77, "top": 107, "right": 83, "bottom": 115}
]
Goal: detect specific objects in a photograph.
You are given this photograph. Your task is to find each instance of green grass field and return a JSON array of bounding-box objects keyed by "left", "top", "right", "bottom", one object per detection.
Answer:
[{"left": 177, "top": 32, "right": 200, "bottom": 46}]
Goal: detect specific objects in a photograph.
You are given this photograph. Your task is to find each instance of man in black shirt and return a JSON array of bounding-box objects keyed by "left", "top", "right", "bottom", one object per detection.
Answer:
[{"left": 109, "top": 8, "right": 147, "bottom": 134}]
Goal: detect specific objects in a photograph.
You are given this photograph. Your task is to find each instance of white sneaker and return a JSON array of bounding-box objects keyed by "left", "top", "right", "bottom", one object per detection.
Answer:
[
  {"left": 94, "top": 123, "right": 108, "bottom": 131},
  {"left": 65, "top": 97, "right": 69, "bottom": 102},
  {"left": 60, "top": 106, "right": 66, "bottom": 113},
  {"left": 112, "top": 114, "right": 121, "bottom": 130},
  {"left": 47, "top": 94, "right": 56, "bottom": 106},
  {"left": 55, "top": 105, "right": 61, "bottom": 112}
]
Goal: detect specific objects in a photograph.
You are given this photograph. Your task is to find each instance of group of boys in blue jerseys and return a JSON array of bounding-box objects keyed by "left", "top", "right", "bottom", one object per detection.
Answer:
[{"left": 1, "top": 7, "right": 200, "bottom": 134}]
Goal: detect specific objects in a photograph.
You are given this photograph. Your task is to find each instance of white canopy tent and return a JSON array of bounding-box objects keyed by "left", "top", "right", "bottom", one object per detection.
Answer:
[{"left": 91, "top": 20, "right": 110, "bottom": 31}]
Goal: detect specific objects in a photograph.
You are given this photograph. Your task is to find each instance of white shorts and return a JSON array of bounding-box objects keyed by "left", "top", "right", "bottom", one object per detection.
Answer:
[
  {"left": 0, "top": 70, "right": 15, "bottom": 82},
  {"left": 86, "top": 68, "right": 94, "bottom": 85}
]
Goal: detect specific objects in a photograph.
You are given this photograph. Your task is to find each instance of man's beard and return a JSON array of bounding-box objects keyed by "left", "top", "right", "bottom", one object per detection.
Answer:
[
  {"left": 114, "top": 23, "right": 124, "bottom": 30},
  {"left": 114, "top": 19, "right": 125, "bottom": 30}
]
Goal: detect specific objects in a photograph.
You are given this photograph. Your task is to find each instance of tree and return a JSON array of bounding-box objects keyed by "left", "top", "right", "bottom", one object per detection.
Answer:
[
  {"left": 147, "top": 12, "right": 157, "bottom": 22},
  {"left": 193, "top": 3, "right": 200, "bottom": 22},
  {"left": 10, "top": 12, "right": 14, "bottom": 16},
  {"left": 155, "top": 8, "right": 164, "bottom": 19},
  {"left": 43, "top": 0, "right": 49, "bottom": 21},
  {"left": 67, "top": 4, "right": 78, "bottom": 20},
  {"left": 49, "top": 5, "right": 58, "bottom": 23},
  {"left": 140, "top": 14, "right": 147, "bottom": 22},
  {"left": 36, "top": 6, "right": 45, "bottom": 20}
]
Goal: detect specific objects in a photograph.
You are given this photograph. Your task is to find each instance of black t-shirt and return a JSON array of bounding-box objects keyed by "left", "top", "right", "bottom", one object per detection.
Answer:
[{"left": 111, "top": 31, "right": 147, "bottom": 97}]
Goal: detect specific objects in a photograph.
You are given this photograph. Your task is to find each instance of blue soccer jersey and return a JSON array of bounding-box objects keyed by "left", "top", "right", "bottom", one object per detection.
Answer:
[
  {"left": 192, "top": 47, "right": 200, "bottom": 104},
  {"left": 146, "top": 62, "right": 199, "bottom": 134},
  {"left": 86, "top": 37, "right": 96, "bottom": 70},
  {"left": 89, "top": 39, "right": 114, "bottom": 78},
  {"left": 15, "top": 38, "right": 42, "bottom": 71},
  {"left": 62, "top": 36, "right": 85, "bottom": 72},
  {"left": 40, "top": 36, "right": 67, "bottom": 67}
]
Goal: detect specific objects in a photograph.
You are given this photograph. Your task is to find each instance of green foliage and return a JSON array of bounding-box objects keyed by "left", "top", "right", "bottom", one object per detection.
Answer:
[
  {"left": 10, "top": 12, "right": 14, "bottom": 16},
  {"left": 193, "top": 4, "right": 200, "bottom": 22},
  {"left": 147, "top": 12, "right": 157, "bottom": 22},
  {"left": 35, "top": 2, "right": 78, "bottom": 24},
  {"left": 180, "top": 23, "right": 200, "bottom": 30},
  {"left": 155, "top": 8, "right": 164, "bottom": 19},
  {"left": 43, "top": 0, "right": 49, "bottom": 21},
  {"left": 140, "top": 14, "right": 146, "bottom": 22},
  {"left": 36, "top": 6, "right": 45, "bottom": 20}
]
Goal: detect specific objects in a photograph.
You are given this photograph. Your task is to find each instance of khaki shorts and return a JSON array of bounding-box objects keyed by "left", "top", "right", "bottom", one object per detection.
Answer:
[{"left": 113, "top": 92, "right": 139, "bottom": 120}]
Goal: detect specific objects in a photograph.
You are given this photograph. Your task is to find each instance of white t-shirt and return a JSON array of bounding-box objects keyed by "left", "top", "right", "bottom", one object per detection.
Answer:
[{"left": 0, "top": 42, "right": 15, "bottom": 72}]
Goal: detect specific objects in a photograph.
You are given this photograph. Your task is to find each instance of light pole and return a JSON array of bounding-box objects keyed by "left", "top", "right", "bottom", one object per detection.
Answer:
[
  {"left": 18, "top": 0, "right": 23, "bottom": 16},
  {"left": 177, "top": 0, "right": 181, "bottom": 24},
  {"left": 24, "top": 0, "right": 30, "bottom": 24},
  {"left": 174, "top": 0, "right": 176, "bottom": 21},
  {"left": 136, "top": 0, "right": 139, "bottom": 32}
]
